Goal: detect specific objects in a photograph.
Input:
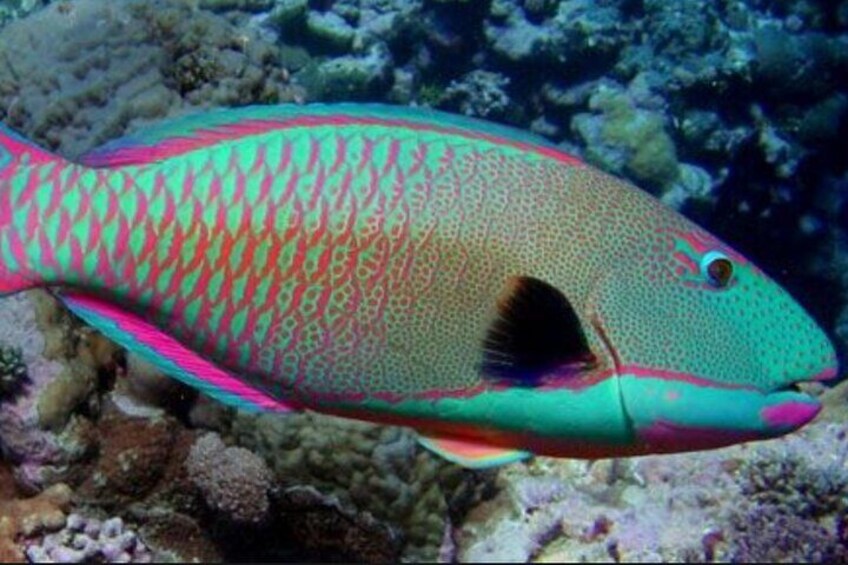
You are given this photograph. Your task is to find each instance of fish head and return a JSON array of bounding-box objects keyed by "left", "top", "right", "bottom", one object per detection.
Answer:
[{"left": 585, "top": 217, "right": 839, "bottom": 453}]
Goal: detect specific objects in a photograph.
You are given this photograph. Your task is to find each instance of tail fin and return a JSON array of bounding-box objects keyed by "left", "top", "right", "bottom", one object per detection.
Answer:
[{"left": 0, "top": 123, "right": 60, "bottom": 296}]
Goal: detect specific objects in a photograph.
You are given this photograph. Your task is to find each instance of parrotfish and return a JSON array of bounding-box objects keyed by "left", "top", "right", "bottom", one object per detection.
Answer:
[{"left": 0, "top": 104, "right": 839, "bottom": 468}]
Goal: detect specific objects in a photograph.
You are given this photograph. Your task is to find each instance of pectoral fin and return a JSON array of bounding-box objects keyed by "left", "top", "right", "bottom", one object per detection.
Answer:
[
  {"left": 417, "top": 434, "right": 532, "bottom": 469},
  {"left": 481, "top": 275, "right": 596, "bottom": 386}
]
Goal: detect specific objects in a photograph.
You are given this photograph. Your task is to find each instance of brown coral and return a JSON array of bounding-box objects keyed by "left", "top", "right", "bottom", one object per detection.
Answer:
[
  {"left": 0, "top": 464, "right": 72, "bottom": 562},
  {"left": 75, "top": 402, "right": 193, "bottom": 507}
]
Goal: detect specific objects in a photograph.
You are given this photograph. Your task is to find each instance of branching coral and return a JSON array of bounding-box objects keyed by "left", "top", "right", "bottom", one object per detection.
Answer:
[{"left": 25, "top": 515, "right": 153, "bottom": 563}]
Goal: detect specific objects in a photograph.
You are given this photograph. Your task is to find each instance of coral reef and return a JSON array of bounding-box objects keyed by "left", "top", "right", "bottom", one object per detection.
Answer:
[
  {"left": 0, "top": 470, "right": 72, "bottom": 562},
  {"left": 572, "top": 79, "right": 680, "bottom": 192},
  {"left": 232, "top": 411, "right": 496, "bottom": 561},
  {"left": 0, "top": 0, "right": 303, "bottom": 158},
  {"left": 75, "top": 404, "right": 185, "bottom": 506},
  {"left": 25, "top": 515, "right": 153, "bottom": 563},
  {"left": 0, "top": 291, "right": 113, "bottom": 491},
  {"left": 440, "top": 70, "right": 513, "bottom": 119},
  {"left": 728, "top": 504, "right": 848, "bottom": 563},
  {"left": 63, "top": 399, "right": 224, "bottom": 562},
  {"left": 312, "top": 43, "right": 393, "bottom": 100},
  {"left": 274, "top": 484, "right": 402, "bottom": 562},
  {"left": 0, "top": 0, "right": 45, "bottom": 27},
  {"left": 451, "top": 415, "right": 848, "bottom": 562},
  {"left": 185, "top": 432, "right": 273, "bottom": 525}
]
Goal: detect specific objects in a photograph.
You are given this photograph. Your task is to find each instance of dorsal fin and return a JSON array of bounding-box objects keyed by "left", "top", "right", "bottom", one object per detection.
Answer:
[
  {"left": 79, "top": 103, "right": 581, "bottom": 168},
  {"left": 481, "top": 276, "right": 596, "bottom": 386}
]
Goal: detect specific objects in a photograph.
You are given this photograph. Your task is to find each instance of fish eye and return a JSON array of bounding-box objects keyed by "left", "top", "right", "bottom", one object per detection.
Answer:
[{"left": 701, "top": 251, "right": 734, "bottom": 288}]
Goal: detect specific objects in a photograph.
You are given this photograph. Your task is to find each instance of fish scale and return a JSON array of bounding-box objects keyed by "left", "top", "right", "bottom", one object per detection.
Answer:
[
  {"left": 66, "top": 125, "right": 538, "bottom": 400},
  {"left": 0, "top": 105, "right": 838, "bottom": 468}
]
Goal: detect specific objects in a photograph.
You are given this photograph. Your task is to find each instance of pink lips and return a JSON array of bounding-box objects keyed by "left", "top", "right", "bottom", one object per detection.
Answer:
[
  {"left": 761, "top": 401, "right": 822, "bottom": 430},
  {"left": 812, "top": 365, "right": 839, "bottom": 382}
]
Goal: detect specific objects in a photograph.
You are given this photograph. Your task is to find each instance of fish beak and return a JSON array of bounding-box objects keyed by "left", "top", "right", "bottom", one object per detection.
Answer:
[
  {"left": 760, "top": 364, "right": 837, "bottom": 435},
  {"left": 760, "top": 389, "right": 822, "bottom": 435},
  {"left": 619, "top": 361, "right": 839, "bottom": 453}
]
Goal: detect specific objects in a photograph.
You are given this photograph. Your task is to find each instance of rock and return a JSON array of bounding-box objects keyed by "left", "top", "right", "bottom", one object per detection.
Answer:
[
  {"left": 572, "top": 82, "right": 679, "bottom": 193},
  {"left": 661, "top": 164, "right": 715, "bottom": 210},
  {"left": 0, "top": 291, "right": 103, "bottom": 491},
  {"left": 441, "top": 70, "right": 512, "bottom": 119},
  {"left": 0, "top": 481, "right": 72, "bottom": 561},
  {"left": 312, "top": 43, "right": 393, "bottom": 100},
  {"left": 306, "top": 10, "right": 356, "bottom": 53},
  {"left": 25, "top": 513, "right": 154, "bottom": 563}
]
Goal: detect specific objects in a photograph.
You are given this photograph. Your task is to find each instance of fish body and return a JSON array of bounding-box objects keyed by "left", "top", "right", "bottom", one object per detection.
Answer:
[{"left": 0, "top": 105, "right": 839, "bottom": 467}]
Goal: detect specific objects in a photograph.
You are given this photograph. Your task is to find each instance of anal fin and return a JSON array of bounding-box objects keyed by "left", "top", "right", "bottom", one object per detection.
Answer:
[
  {"left": 418, "top": 434, "right": 531, "bottom": 469},
  {"left": 58, "top": 292, "right": 297, "bottom": 413}
]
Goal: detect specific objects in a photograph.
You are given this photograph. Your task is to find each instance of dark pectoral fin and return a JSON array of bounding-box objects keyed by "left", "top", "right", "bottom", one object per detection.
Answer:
[{"left": 482, "top": 276, "right": 595, "bottom": 386}]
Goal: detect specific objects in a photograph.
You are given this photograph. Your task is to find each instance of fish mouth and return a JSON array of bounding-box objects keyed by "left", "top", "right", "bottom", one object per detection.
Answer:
[
  {"left": 588, "top": 299, "right": 838, "bottom": 438},
  {"left": 761, "top": 365, "right": 837, "bottom": 433},
  {"left": 760, "top": 389, "right": 821, "bottom": 433}
]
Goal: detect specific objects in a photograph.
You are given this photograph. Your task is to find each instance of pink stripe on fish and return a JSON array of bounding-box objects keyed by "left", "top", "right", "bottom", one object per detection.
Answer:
[
  {"left": 761, "top": 401, "right": 821, "bottom": 429},
  {"left": 25, "top": 204, "right": 39, "bottom": 239},
  {"left": 105, "top": 190, "right": 121, "bottom": 226},
  {"left": 6, "top": 230, "right": 26, "bottom": 266},
  {"left": 637, "top": 420, "right": 761, "bottom": 451},
  {"left": 622, "top": 365, "right": 760, "bottom": 391},
  {"left": 38, "top": 231, "right": 57, "bottom": 271},
  {"left": 17, "top": 167, "right": 41, "bottom": 208},
  {"left": 382, "top": 139, "right": 401, "bottom": 176},
  {"left": 532, "top": 364, "right": 763, "bottom": 393},
  {"left": 69, "top": 236, "right": 84, "bottom": 273},
  {"left": 329, "top": 135, "right": 346, "bottom": 176},
  {"left": 57, "top": 208, "right": 71, "bottom": 247},
  {"left": 667, "top": 227, "right": 752, "bottom": 267},
  {"left": 0, "top": 136, "right": 54, "bottom": 166},
  {"left": 258, "top": 167, "right": 273, "bottom": 204},
  {"left": 42, "top": 166, "right": 65, "bottom": 220},
  {"left": 250, "top": 143, "right": 267, "bottom": 175},
  {"left": 83, "top": 114, "right": 583, "bottom": 169},
  {"left": 277, "top": 141, "right": 292, "bottom": 174},
  {"left": 672, "top": 251, "right": 698, "bottom": 274},
  {"left": 335, "top": 170, "right": 353, "bottom": 210},
  {"left": 62, "top": 293, "right": 296, "bottom": 412},
  {"left": 358, "top": 138, "right": 375, "bottom": 175},
  {"left": 307, "top": 136, "right": 321, "bottom": 173},
  {"left": 408, "top": 143, "right": 427, "bottom": 177}
]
